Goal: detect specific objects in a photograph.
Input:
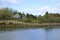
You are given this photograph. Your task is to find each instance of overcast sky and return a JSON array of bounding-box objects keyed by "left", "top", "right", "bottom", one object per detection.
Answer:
[{"left": 0, "top": 0, "right": 60, "bottom": 16}]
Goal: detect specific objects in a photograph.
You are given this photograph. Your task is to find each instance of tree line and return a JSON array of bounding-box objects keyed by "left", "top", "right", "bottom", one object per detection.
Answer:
[{"left": 0, "top": 7, "right": 60, "bottom": 23}]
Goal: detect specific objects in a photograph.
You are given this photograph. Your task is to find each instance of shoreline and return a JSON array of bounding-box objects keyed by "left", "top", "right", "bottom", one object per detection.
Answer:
[
  {"left": 0, "top": 20, "right": 60, "bottom": 29},
  {"left": 0, "top": 23, "right": 60, "bottom": 28},
  {"left": 0, "top": 23, "right": 60, "bottom": 30}
]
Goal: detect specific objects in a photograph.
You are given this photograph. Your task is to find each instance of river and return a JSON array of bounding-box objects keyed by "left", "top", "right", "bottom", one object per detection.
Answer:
[{"left": 0, "top": 27, "right": 60, "bottom": 40}]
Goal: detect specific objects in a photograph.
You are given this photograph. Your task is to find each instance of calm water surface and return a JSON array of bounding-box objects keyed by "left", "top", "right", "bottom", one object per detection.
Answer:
[{"left": 0, "top": 28, "right": 60, "bottom": 40}]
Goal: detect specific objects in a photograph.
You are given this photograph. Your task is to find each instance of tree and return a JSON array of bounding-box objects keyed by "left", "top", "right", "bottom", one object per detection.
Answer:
[
  {"left": 14, "top": 10, "right": 17, "bottom": 15},
  {"left": 0, "top": 8, "right": 14, "bottom": 20},
  {"left": 44, "top": 11, "right": 49, "bottom": 19},
  {"left": 21, "top": 12, "right": 27, "bottom": 21},
  {"left": 44, "top": 11, "right": 51, "bottom": 23},
  {"left": 26, "top": 13, "right": 37, "bottom": 19},
  {"left": 18, "top": 12, "right": 22, "bottom": 18}
]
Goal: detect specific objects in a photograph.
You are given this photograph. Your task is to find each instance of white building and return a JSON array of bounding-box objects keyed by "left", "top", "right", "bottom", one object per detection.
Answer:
[{"left": 13, "top": 13, "right": 20, "bottom": 18}]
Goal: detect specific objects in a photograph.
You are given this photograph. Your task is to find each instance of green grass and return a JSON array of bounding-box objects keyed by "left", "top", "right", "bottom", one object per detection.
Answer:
[{"left": 0, "top": 20, "right": 60, "bottom": 29}]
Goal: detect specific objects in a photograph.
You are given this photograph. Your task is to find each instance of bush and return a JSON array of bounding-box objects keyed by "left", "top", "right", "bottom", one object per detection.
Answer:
[
  {"left": 0, "top": 22, "right": 6, "bottom": 25},
  {"left": 9, "top": 22, "right": 13, "bottom": 25},
  {"left": 24, "top": 19, "right": 32, "bottom": 23}
]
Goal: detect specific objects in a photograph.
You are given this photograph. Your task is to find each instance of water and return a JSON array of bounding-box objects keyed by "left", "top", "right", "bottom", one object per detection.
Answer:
[{"left": 0, "top": 28, "right": 60, "bottom": 40}]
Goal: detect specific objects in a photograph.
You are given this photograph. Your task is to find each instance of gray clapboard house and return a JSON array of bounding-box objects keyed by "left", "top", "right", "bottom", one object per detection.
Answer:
[{"left": 13, "top": 13, "right": 20, "bottom": 18}]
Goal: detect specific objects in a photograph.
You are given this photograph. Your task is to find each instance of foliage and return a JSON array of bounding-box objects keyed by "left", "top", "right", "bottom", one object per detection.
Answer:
[
  {"left": 9, "top": 22, "right": 14, "bottom": 25},
  {"left": 0, "top": 8, "right": 14, "bottom": 20},
  {"left": 0, "top": 7, "right": 60, "bottom": 23},
  {"left": 0, "top": 22, "right": 6, "bottom": 25},
  {"left": 26, "top": 13, "right": 37, "bottom": 19}
]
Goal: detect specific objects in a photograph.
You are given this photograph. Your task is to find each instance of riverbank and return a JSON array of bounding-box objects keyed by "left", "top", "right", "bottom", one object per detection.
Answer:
[{"left": 0, "top": 20, "right": 60, "bottom": 29}]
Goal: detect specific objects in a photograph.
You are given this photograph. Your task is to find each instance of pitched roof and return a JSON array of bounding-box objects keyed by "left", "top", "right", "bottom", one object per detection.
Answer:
[{"left": 13, "top": 13, "right": 20, "bottom": 18}]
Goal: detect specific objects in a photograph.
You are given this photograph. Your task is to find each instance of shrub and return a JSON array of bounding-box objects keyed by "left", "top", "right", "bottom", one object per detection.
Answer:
[
  {"left": 9, "top": 22, "right": 13, "bottom": 25},
  {"left": 0, "top": 22, "right": 6, "bottom": 25},
  {"left": 24, "top": 19, "right": 32, "bottom": 23}
]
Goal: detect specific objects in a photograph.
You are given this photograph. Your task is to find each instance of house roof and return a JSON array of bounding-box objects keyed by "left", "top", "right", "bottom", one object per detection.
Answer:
[{"left": 13, "top": 13, "right": 20, "bottom": 18}]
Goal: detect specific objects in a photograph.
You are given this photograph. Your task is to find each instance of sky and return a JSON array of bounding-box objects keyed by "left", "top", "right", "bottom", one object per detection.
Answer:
[{"left": 0, "top": 0, "right": 60, "bottom": 16}]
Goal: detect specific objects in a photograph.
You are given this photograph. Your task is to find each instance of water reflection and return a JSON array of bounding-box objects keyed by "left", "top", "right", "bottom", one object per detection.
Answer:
[
  {"left": 0, "top": 28, "right": 60, "bottom": 40},
  {"left": 47, "top": 29, "right": 60, "bottom": 40}
]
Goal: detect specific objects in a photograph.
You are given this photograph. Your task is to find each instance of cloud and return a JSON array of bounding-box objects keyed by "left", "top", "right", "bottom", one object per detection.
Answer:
[
  {"left": 0, "top": 0, "right": 22, "bottom": 7},
  {"left": 55, "top": 2, "right": 60, "bottom": 8},
  {"left": 50, "top": 0, "right": 58, "bottom": 2},
  {"left": 0, "top": 0, "right": 60, "bottom": 16},
  {"left": 0, "top": 0, "right": 19, "bottom": 4},
  {"left": 40, "top": 6, "right": 60, "bottom": 13},
  {"left": 23, "top": 6, "right": 60, "bottom": 16}
]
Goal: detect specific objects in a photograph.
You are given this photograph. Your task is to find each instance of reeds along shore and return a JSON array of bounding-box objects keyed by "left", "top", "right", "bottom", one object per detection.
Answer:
[{"left": 0, "top": 22, "right": 60, "bottom": 29}]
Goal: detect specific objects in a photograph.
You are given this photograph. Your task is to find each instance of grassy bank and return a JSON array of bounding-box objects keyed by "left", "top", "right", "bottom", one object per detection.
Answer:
[{"left": 0, "top": 20, "right": 60, "bottom": 29}]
